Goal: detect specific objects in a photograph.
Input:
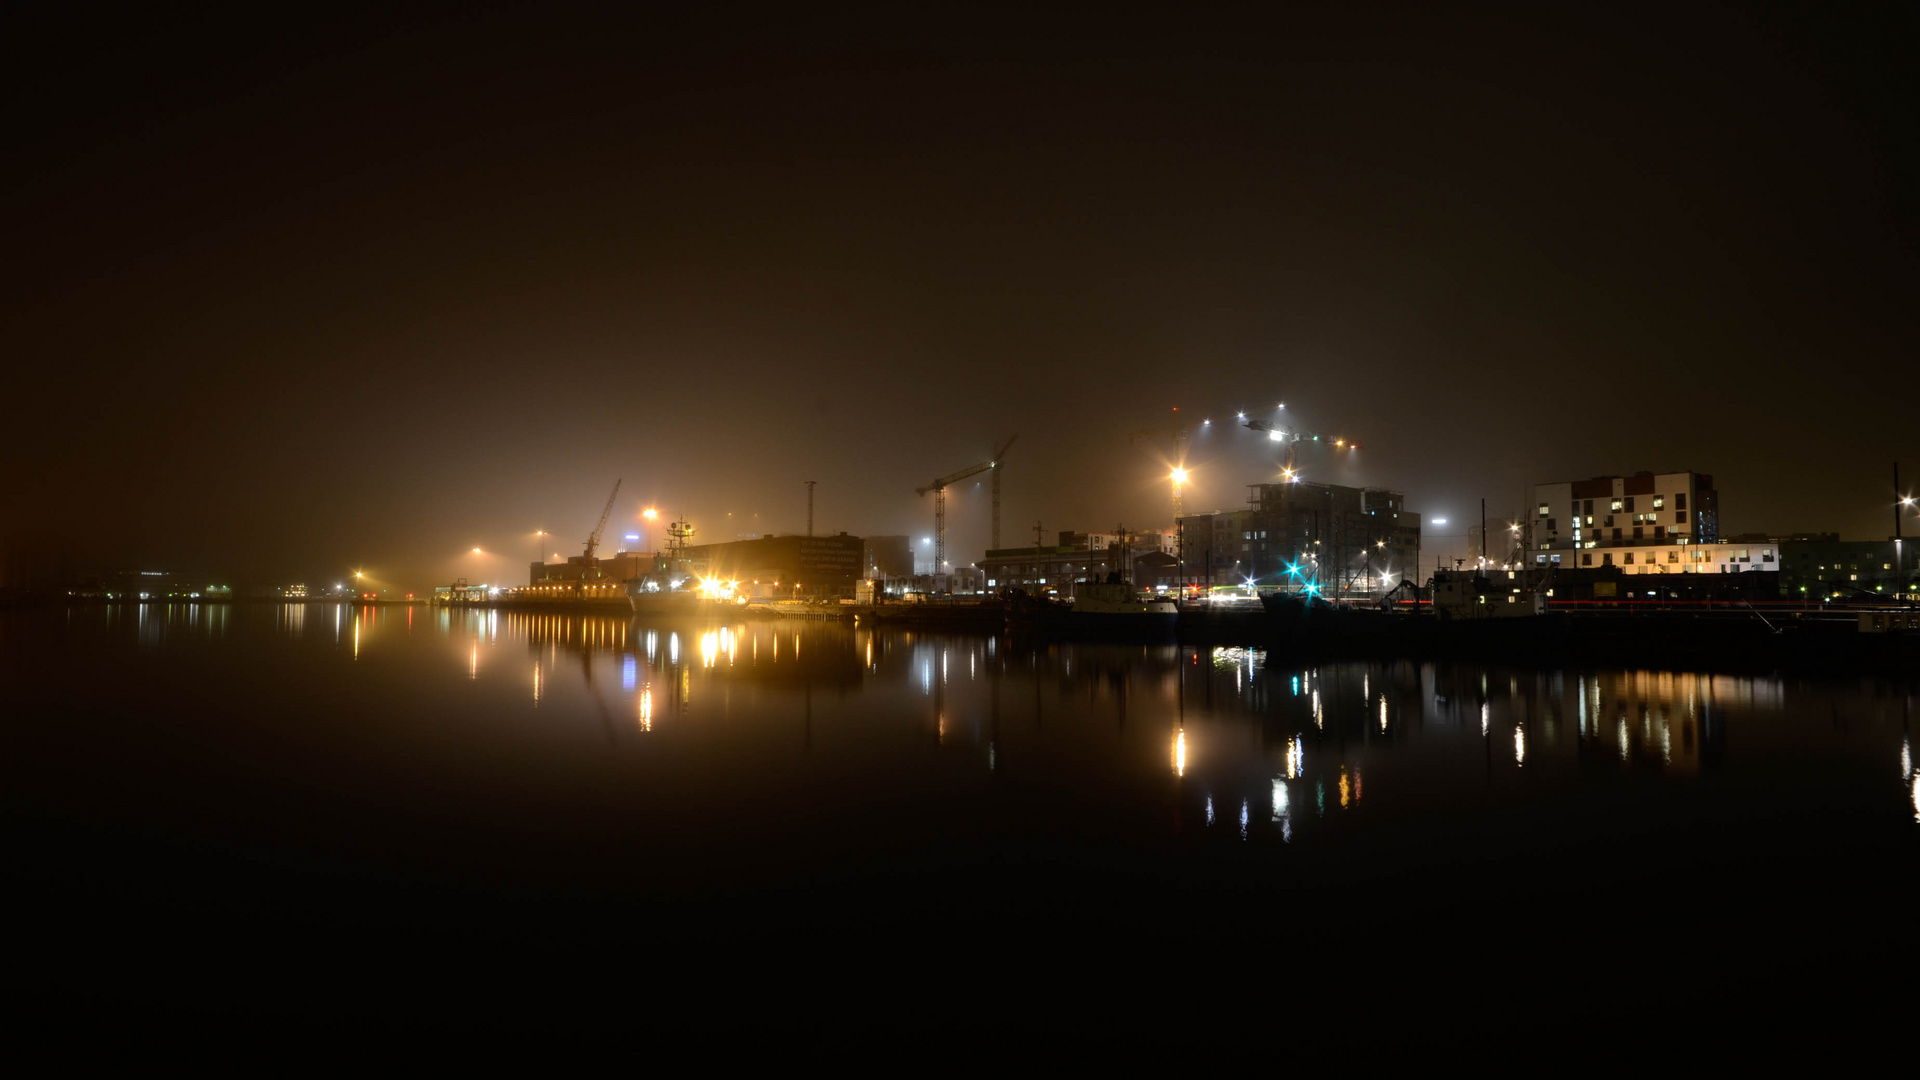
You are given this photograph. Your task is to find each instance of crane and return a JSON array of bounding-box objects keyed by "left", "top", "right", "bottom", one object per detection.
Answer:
[
  {"left": 916, "top": 435, "right": 1017, "bottom": 580},
  {"left": 1240, "top": 419, "right": 1358, "bottom": 483},
  {"left": 1129, "top": 422, "right": 1191, "bottom": 523},
  {"left": 581, "top": 478, "right": 623, "bottom": 571}
]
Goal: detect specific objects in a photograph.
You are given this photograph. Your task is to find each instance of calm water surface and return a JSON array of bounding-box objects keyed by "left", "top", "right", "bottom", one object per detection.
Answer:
[{"left": 6, "top": 603, "right": 1918, "bottom": 1030}]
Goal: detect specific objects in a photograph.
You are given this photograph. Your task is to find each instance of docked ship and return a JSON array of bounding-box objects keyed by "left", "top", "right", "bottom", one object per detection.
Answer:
[
  {"left": 1007, "top": 575, "right": 1178, "bottom": 635},
  {"left": 626, "top": 515, "right": 741, "bottom": 618}
]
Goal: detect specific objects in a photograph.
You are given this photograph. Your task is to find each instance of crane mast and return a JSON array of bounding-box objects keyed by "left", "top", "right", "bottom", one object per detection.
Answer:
[{"left": 915, "top": 435, "right": 1017, "bottom": 585}]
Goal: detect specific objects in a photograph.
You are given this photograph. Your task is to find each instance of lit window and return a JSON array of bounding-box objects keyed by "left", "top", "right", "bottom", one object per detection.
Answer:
[
  {"left": 1653, "top": 496, "right": 1665, "bottom": 509},
  {"left": 1611, "top": 499, "right": 1623, "bottom": 512},
  {"left": 1537, "top": 504, "right": 1549, "bottom": 517}
]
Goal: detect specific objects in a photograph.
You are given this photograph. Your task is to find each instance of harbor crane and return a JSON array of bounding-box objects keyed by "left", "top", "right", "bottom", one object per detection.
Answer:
[
  {"left": 916, "top": 435, "right": 1017, "bottom": 579},
  {"left": 1240, "top": 419, "right": 1358, "bottom": 483},
  {"left": 581, "top": 478, "right": 623, "bottom": 571}
]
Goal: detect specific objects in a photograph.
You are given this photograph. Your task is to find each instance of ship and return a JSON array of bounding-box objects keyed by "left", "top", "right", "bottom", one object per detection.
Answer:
[
  {"left": 625, "top": 515, "right": 742, "bottom": 618},
  {"left": 1006, "top": 575, "right": 1178, "bottom": 636}
]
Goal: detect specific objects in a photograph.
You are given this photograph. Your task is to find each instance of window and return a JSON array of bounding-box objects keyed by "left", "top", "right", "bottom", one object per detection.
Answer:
[
  {"left": 1538, "top": 504, "right": 1549, "bottom": 517},
  {"left": 1677, "top": 493, "right": 1687, "bottom": 510},
  {"left": 1551, "top": 555, "right": 1562, "bottom": 565},
  {"left": 1582, "top": 553, "right": 1593, "bottom": 566},
  {"left": 1547, "top": 518, "right": 1557, "bottom": 532},
  {"left": 1667, "top": 550, "right": 1679, "bottom": 563},
  {"left": 1624, "top": 497, "right": 1636, "bottom": 512},
  {"left": 1624, "top": 552, "right": 1635, "bottom": 565},
  {"left": 1604, "top": 515, "right": 1614, "bottom": 527},
  {"left": 1633, "top": 526, "right": 1643, "bottom": 539},
  {"left": 1583, "top": 500, "right": 1594, "bottom": 514},
  {"left": 1603, "top": 553, "right": 1614, "bottom": 565},
  {"left": 1675, "top": 511, "right": 1685, "bottom": 525},
  {"left": 1653, "top": 496, "right": 1665, "bottom": 510},
  {"left": 1612, "top": 528, "right": 1622, "bottom": 540},
  {"left": 1571, "top": 502, "right": 1579, "bottom": 517},
  {"left": 1585, "top": 515, "right": 1594, "bottom": 526},
  {"left": 1610, "top": 499, "right": 1623, "bottom": 512},
  {"left": 1764, "top": 552, "right": 1775, "bottom": 563},
  {"left": 1654, "top": 525, "right": 1666, "bottom": 539}
]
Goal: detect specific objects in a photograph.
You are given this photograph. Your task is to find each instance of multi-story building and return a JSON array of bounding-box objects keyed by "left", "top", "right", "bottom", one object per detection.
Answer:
[
  {"left": 1533, "top": 471, "right": 1718, "bottom": 553},
  {"left": 1056, "top": 530, "right": 1179, "bottom": 557},
  {"left": 978, "top": 528, "right": 1169, "bottom": 595},
  {"left": 862, "top": 535, "right": 914, "bottom": 580},
  {"left": 1776, "top": 536, "right": 1917, "bottom": 600},
  {"left": 1529, "top": 470, "right": 1776, "bottom": 578},
  {"left": 1176, "top": 481, "right": 1419, "bottom": 595}
]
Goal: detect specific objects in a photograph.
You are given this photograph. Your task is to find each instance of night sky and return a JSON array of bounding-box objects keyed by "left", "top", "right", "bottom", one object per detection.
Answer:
[{"left": 6, "top": 3, "right": 1915, "bottom": 588}]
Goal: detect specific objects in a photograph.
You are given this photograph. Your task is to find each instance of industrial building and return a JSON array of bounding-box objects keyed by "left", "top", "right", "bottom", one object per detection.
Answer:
[
  {"left": 1176, "top": 481, "right": 1420, "bottom": 597},
  {"left": 978, "top": 531, "right": 1165, "bottom": 596},
  {"left": 685, "top": 533, "right": 864, "bottom": 598}
]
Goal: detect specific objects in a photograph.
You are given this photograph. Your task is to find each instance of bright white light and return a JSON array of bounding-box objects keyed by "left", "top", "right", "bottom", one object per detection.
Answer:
[
  {"left": 1268, "top": 429, "right": 1284, "bottom": 442},
  {"left": 1432, "top": 517, "right": 1448, "bottom": 526}
]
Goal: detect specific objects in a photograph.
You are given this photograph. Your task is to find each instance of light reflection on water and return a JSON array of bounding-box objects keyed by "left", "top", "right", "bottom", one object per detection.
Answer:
[{"left": 18, "top": 606, "right": 1920, "bottom": 851}]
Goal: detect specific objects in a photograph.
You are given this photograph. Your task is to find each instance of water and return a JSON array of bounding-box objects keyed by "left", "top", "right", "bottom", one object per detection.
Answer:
[{"left": 6, "top": 603, "right": 1918, "bottom": 1033}]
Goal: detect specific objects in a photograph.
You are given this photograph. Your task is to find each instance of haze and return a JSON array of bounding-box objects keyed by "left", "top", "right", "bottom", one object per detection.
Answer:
[{"left": 5, "top": 4, "right": 1914, "bottom": 589}]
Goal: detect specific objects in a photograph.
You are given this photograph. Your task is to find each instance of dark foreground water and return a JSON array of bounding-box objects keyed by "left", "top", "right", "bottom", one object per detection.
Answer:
[{"left": 6, "top": 603, "right": 1919, "bottom": 1042}]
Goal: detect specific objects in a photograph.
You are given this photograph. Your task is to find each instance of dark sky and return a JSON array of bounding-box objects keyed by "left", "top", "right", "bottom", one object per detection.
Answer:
[{"left": 6, "top": 2, "right": 1915, "bottom": 587}]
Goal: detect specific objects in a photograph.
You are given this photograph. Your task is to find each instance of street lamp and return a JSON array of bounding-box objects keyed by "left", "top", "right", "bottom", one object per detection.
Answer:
[{"left": 641, "top": 508, "right": 658, "bottom": 551}]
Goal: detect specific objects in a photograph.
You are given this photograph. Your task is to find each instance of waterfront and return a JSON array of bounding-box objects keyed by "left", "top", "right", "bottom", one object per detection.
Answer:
[{"left": 6, "top": 603, "right": 1918, "bottom": 1035}]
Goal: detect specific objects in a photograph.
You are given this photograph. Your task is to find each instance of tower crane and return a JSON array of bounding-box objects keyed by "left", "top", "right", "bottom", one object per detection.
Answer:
[
  {"left": 1240, "top": 419, "right": 1358, "bottom": 483},
  {"left": 915, "top": 435, "right": 1017, "bottom": 580},
  {"left": 581, "top": 478, "right": 623, "bottom": 573}
]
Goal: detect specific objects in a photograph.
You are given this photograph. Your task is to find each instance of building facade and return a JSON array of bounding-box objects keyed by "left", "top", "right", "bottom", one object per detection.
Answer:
[
  {"left": 1524, "top": 471, "right": 1780, "bottom": 579},
  {"left": 862, "top": 535, "right": 915, "bottom": 580},
  {"left": 1176, "top": 482, "right": 1419, "bottom": 596},
  {"left": 1533, "top": 472, "right": 1719, "bottom": 554},
  {"left": 979, "top": 529, "right": 1168, "bottom": 595},
  {"left": 686, "top": 533, "right": 864, "bottom": 597},
  {"left": 1777, "top": 537, "right": 1917, "bottom": 600}
]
